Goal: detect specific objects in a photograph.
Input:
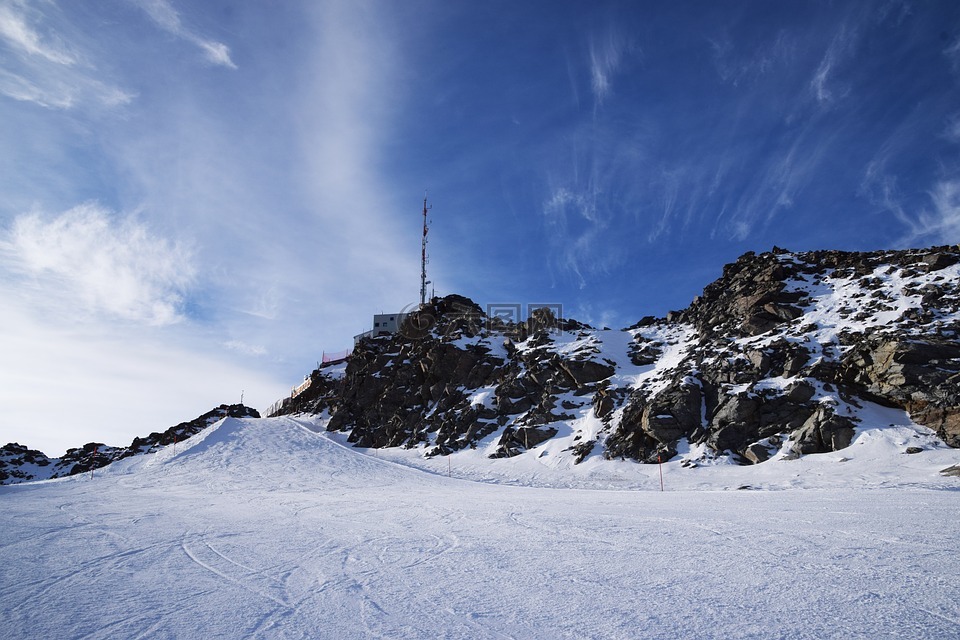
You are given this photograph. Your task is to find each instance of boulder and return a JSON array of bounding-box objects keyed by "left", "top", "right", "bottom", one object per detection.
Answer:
[
  {"left": 791, "top": 406, "right": 856, "bottom": 455},
  {"left": 742, "top": 443, "right": 772, "bottom": 464}
]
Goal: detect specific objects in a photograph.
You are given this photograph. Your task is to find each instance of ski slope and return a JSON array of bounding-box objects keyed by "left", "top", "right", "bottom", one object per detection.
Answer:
[{"left": 2, "top": 416, "right": 959, "bottom": 639}]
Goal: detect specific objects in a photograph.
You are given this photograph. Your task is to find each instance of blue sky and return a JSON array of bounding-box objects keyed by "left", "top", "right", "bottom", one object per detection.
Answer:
[{"left": 1, "top": 0, "right": 959, "bottom": 455}]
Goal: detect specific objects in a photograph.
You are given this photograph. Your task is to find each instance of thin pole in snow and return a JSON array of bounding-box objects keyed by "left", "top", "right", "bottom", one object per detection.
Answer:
[
  {"left": 658, "top": 453, "right": 664, "bottom": 492},
  {"left": 447, "top": 455, "right": 451, "bottom": 477}
]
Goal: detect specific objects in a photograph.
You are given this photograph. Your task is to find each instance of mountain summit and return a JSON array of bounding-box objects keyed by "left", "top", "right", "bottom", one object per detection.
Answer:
[{"left": 272, "top": 245, "right": 960, "bottom": 467}]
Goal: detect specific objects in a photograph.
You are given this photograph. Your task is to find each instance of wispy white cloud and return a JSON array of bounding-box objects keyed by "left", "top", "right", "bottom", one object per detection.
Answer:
[
  {"left": 862, "top": 162, "right": 960, "bottom": 246},
  {"left": 0, "top": 0, "right": 135, "bottom": 109},
  {"left": 587, "top": 26, "right": 635, "bottom": 107},
  {"left": 563, "top": 47, "right": 582, "bottom": 110},
  {"left": 224, "top": 340, "right": 268, "bottom": 357},
  {"left": 0, "top": 66, "right": 73, "bottom": 107},
  {"left": 944, "top": 35, "right": 960, "bottom": 73},
  {"left": 946, "top": 114, "right": 960, "bottom": 143},
  {"left": 132, "top": 0, "right": 237, "bottom": 69},
  {"left": 900, "top": 178, "right": 960, "bottom": 245},
  {"left": 1, "top": 202, "right": 195, "bottom": 325},
  {"left": 543, "top": 185, "right": 616, "bottom": 289},
  {"left": 568, "top": 301, "right": 621, "bottom": 331},
  {"left": 875, "top": 0, "right": 913, "bottom": 28},
  {"left": 712, "top": 9, "right": 858, "bottom": 105},
  {"left": 197, "top": 40, "right": 234, "bottom": 68},
  {"left": 856, "top": 97, "right": 960, "bottom": 246},
  {"left": 0, "top": 0, "right": 234, "bottom": 111},
  {"left": 0, "top": 0, "right": 74, "bottom": 64},
  {"left": 710, "top": 29, "right": 796, "bottom": 87},
  {"left": 289, "top": 1, "right": 419, "bottom": 304},
  {"left": 646, "top": 169, "right": 682, "bottom": 243},
  {"left": 873, "top": 175, "right": 913, "bottom": 228},
  {"left": 810, "top": 25, "right": 855, "bottom": 106},
  {"left": 925, "top": 179, "right": 960, "bottom": 239},
  {"left": 0, "top": 64, "right": 134, "bottom": 109},
  {"left": 810, "top": 56, "right": 834, "bottom": 103}
]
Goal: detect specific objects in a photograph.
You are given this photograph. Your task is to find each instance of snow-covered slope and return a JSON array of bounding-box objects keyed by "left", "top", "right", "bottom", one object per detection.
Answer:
[
  {"left": 2, "top": 415, "right": 959, "bottom": 639},
  {"left": 0, "top": 404, "right": 259, "bottom": 485}
]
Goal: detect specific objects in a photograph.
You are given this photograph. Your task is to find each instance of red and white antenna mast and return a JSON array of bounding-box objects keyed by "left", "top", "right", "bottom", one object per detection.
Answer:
[{"left": 420, "top": 192, "right": 432, "bottom": 307}]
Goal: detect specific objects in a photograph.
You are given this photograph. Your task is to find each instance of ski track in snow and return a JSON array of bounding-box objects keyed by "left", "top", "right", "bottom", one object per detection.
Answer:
[{"left": 1, "top": 416, "right": 959, "bottom": 639}]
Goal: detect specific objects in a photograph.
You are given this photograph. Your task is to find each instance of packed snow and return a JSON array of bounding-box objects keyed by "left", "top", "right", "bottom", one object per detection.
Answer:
[{"left": 2, "top": 415, "right": 959, "bottom": 639}]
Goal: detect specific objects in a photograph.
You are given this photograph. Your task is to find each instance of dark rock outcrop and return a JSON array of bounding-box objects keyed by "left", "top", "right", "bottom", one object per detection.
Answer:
[
  {"left": 272, "top": 295, "right": 615, "bottom": 460},
  {"left": 0, "top": 443, "right": 54, "bottom": 484},
  {"left": 266, "top": 245, "right": 960, "bottom": 468},
  {"left": 838, "top": 338, "right": 960, "bottom": 447}
]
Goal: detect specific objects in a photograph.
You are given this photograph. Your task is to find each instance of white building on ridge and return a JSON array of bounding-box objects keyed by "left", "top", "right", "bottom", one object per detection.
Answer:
[{"left": 354, "top": 313, "right": 402, "bottom": 345}]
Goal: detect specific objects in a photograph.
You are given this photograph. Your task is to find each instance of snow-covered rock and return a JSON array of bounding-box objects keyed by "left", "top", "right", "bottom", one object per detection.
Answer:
[{"left": 272, "top": 245, "right": 960, "bottom": 467}]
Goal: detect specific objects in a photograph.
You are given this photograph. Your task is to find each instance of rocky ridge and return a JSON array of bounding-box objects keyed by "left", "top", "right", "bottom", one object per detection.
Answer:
[
  {"left": 274, "top": 245, "right": 960, "bottom": 468},
  {"left": 0, "top": 404, "right": 259, "bottom": 484}
]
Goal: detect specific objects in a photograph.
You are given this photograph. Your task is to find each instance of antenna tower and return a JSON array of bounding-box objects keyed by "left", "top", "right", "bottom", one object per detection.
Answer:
[{"left": 420, "top": 193, "right": 432, "bottom": 307}]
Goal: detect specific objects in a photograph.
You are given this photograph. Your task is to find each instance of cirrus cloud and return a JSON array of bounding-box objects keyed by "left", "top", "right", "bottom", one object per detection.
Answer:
[
  {"left": 0, "top": 0, "right": 74, "bottom": 64},
  {"left": 0, "top": 0, "right": 135, "bottom": 109},
  {"left": 131, "top": 0, "right": 237, "bottom": 69}
]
